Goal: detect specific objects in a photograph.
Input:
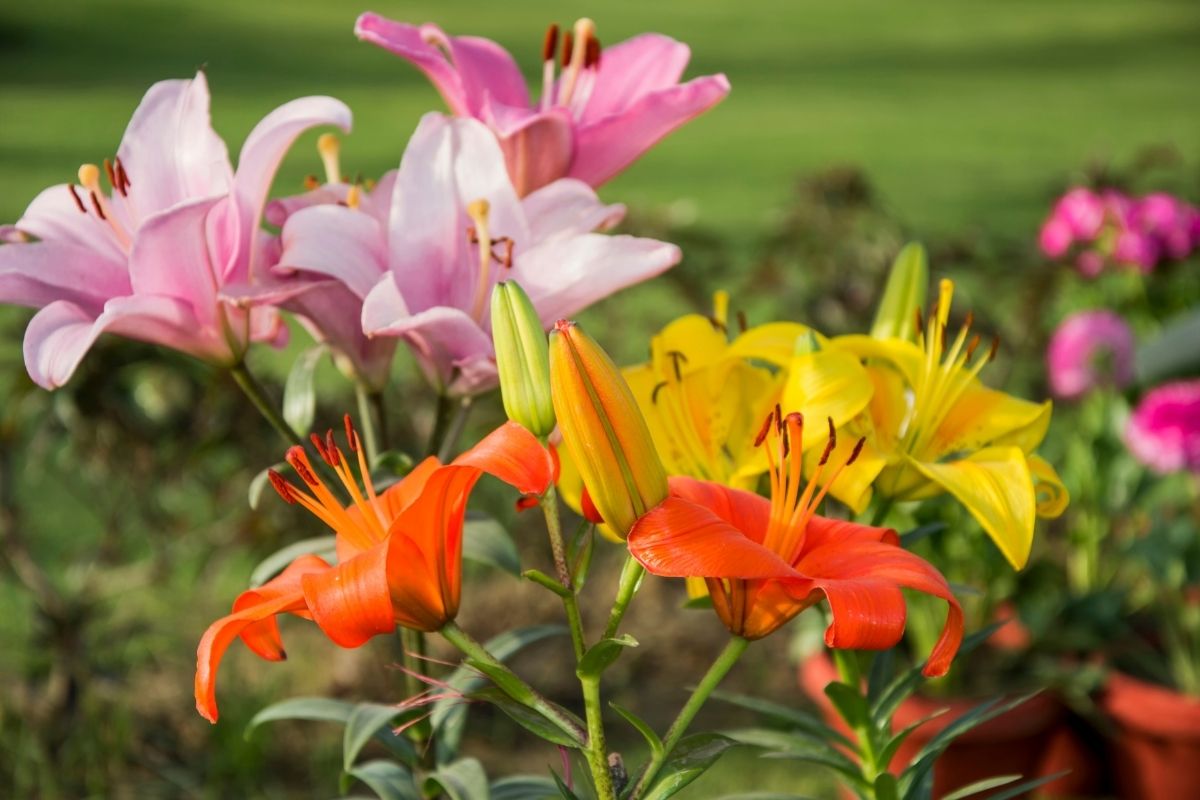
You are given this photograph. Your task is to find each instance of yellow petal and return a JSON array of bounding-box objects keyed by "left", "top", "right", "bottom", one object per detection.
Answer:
[
  {"left": 727, "top": 322, "right": 821, "bottom": 366},
  {"left": 1028, "top": 454, "right": 1069, "bottom": 518},
  {"left": 832, "top": 334, "right": 925, "bottom": 388},
  {"left": 652, "top": 314, "right": 729, "bottom": 373},
  {"left": 685, "top": 577, "right": 710, "bottom": 600},
  {"left": 782, "top": 350, "right": 875, "bottom": 452},
  {"left": 932, "top": 386, "right": 1050, "bottom": 458},
  {"left": 864, "top": 364, "right": 908, "bottom": 457},
  {"left": 908, "top": 446, "right": 1036, "bottom": 569}
]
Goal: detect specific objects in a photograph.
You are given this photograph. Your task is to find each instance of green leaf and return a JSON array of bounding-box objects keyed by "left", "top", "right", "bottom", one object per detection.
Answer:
[
  {"left": 577, "top": 634, "right": 638, "bottom": 679},
  {"left": 345, "top": 760, "right": 420, "bottom": 800},
  {"left": 490, "top": 775, "right": 562, "bottom": 800},
  {"left": 523, "top": 568, "right": 572, "bottom": 597},
  {"left": 550, "top": 770, "right": 582, "bottom": 800},
  {"left": 865, "top": 649, "right": 895, "bottom": 711},
  {"left": 248, "top": 461, "right": 286, "bottom": 509},
  {"left": 282, "top": 344, "right": 325, "bottom": 434},
  {"left": 824, "top": 681, "right": 869, "bottom": 730},
  {"left": 939, "top": 775, "right": 1023, "bottom": 800},
  {"left": 1136, "top": 308, "right": 1200, "bottom": 384},
  {"left": 642, "top": 734, "right": 742, "bottom": 800},
  {"left": 422, "top": 757, "right": 490, "bottom": 800},
  {"left": 610, "top": 701, "right": 663, "bottom": 760},
  {"left": 728, "top": 728, "right": 862, "bottom": 782},
  {"left": 871, "top": 242, "right": 928, "bottom": 341},
  {"left": 718, "top": 794, "right": 822, "bottom": 800},
  {"left": 468, "top": 686, "right": 586, "bottom": 748},
  {"left": 874, "top": 772, "right": 899, "bottom": 800},
  {"left": 431, "top": 626, "right": 566, "bottom": 761},
  {"left": 898, "top": 521, "right": 945, "bottom": 547},
  {"left": 344, "top": 703, "right": 404, "bottom": 772},
  {"left": 963, "top": 771, "right": 1070, "bottom": 800},
  {"left": 710, "top": 691, "right": 854, "bottom": 748},
  {"left": 463, "top": 514, "right": 520, "bottom": 576},
  {"left": 248, "top": 535, "right": 337, "bottom": 587},
  {"left": 246, "top": 697, "right": 358, "bottom": 736},
  {"left": 569, "top": 526, "right": 596, "bottom": 591},
  {"left": 877, "top": 708, "right": 947, "bottom": 770}
]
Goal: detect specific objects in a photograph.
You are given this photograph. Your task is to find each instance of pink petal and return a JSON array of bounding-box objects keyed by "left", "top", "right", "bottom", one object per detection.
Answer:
[
  {"left": 22, "top": 296, "right": 214, "bottom": 389},
  {"left": 279, "top": 204, "right": 387, "bottom": 298},
  {"left": 582, "top": 34, "right": 693, "bottom": 121},
  {"left": 288, "top": 282, "right": 396, "bottom": 390},
  {"left": 11, "top": 184, "right": 127, "bottom": 263},
  {"left": 230, "top": 95, "right": 353, "bottom": 282},
  {"left": 521, "top": 179, "right": 625, "bottom": 241},
  {"left": 515, "top": 233, "right": 680, "bottom": 326},
  {"left": 484, "top": 102, "right": 574, "bottom": 196},
  {"left": 127, "top": 195, "right": 225, "bottom": 327},
  {"left": 116, "top": 73, "right": 233, "bottom": 218},
  {"left": 355, "top": 15, "right": 470, "bottom": 116},
  {"left": 386, "top": 113, "right": 526, "bottom": 314},
  {"left": 0, "top": 240, "right": 129, "bottom": 310},
  {"left": 570, "top": 75, "right": 730, "bottom": 187}
]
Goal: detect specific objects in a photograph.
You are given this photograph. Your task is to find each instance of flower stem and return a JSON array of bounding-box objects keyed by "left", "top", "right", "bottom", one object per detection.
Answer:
[
  {"left": 630, "top": 636, "right": 750, "bottom": 799},
  {"left": 540, "top": 485, "right": 586, "bottom": 660},
  {"left": 833, "top": 649, "right": 882, "bottom": 793},
  {"left": 354, "top": 383, "right": 382, "bottom": 464},
  {"left": 869, "top": 497, "right": 894, "bottom": 528},
  {"left": 580, "top": 673, "right": 617, "bottom": 800},
  {"left": 434, "top": 396, "right": 474, "bottom": 462},
  {"left": 438, "top": 620, "right": 586, "bottom": 747},
  {"left": 230, "top": 362, "right": 303, "bottom": 447},
  {"left": 603, "top": 556, "right": 645, "bottom": 640}
]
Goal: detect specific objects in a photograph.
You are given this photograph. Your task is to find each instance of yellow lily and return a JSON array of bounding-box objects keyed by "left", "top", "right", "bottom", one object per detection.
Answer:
[{"left": 824, "top": 279, "right": 1068, "bottom": 568}]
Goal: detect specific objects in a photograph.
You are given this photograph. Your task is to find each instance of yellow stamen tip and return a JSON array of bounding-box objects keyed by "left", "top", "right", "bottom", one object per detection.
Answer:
[
  {"left": 574, "top": 17, "right": 596, "bottom": 38},
  {"left": 466, "top": 198, "right": 491, "bottom": 221},
  {"left": 77, "top": 163, "right": 101, "bottom": 190},
  {"left": 317, "top": 133, "right": 339, "bottom": 157},
  {"left": 346, "top": 184, "right": 362, "bottom": 210}
]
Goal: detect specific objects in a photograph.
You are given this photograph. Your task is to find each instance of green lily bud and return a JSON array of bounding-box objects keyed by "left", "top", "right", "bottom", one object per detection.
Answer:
[
  {"left": 491, "top": 281, "right": 555, "bottom": 437},
  {"left": 871, "top": 242, "right": 929, "bottom": 341}
]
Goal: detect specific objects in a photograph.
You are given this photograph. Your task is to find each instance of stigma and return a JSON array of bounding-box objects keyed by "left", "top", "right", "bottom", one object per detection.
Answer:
[{"left": 465, "top": 198, "right": 515, "bottom": 323}]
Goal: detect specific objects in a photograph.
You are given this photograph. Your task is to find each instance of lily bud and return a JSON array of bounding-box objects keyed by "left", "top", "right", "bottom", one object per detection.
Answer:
[
  {"left": 491, "top": 281, "right": 556, "bottom": 437},
  {"left": 871, "top": 242, "right": 929, "bottom": 341},
  {"left": 549, "top": 319, "right": 668, "bottom": 538}
]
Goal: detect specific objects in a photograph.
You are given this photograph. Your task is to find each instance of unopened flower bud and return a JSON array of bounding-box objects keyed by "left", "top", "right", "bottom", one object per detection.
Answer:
[
  {"left": 549, "top": 319, "right": 668, "bottom": 538},
  {"left": 491, "top": 281, "right": 555, "bottom": 437}
]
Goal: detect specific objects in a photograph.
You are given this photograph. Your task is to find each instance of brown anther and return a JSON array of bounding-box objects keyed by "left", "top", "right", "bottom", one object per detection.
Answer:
[
  {"left": 560, "top": 30, "right": 574, "bottom": 67},
  {"left": 818, "top": 417, "right": 837, "bottom": 466},
  {"left": 303, "top": 174, "right": 320, "bottom": 190},
  {"left": 286, "top": 447, "right": 320, "bottom": 487},
  {"left": 585, "top": 36, "right": 601, "bottom": 69},
  {"left": 963, "top": 310, "right": 974, "bottom": 330},
  {"left": 707, "top": 315, "right": 727, "bottom": 333},
  {"left": 965, "top": 334, "right": 982, "bottom": 361},
  {"left": 988, "top": 336, "right": 1001, "bottom": 362},
  {"left": 466, "top": 226, "right": 479, "bottom": 244},
  {"left": 846, "top": 437, "right": 866, "bottom": 466},
  {"left": 542, "top": 23, "right": 559, "bottom": 62},
  {"left": 310, "top": 432, "right": 341, "bottom": 468},
  {"left": 494, "top": 237, "right": 515, "bottom": 268},
  {"left": 774, "top": 403, "right": 784, "bottom": 433},
  {"left": 344, "top": 414, "right": 360, "bottom": 452},
  {"left": 737, "top": 310, "right": 748, "bottom": 333},
  {"left": 114, "top": 156, "right": 131, "bottom": 192},
  {"left": 781, "top": 425, "right": 791, "bottom": 460},
  {"left": 67, "top": 184, "right": 87, "bottom": 213},
  {"left": 754, "top": 413, "right": 774, "bottom": 447},
  {"left": 103, "top": 158, "right": 117, "bottom": 191},
  {"left": 89, "top": 192, "right": 107, "bottom": 220},
  {"left": 914, "top": 308, "right": 924, "bottom": 338},
  {"left": 666, "top": 350, "right": 688, "bottom": 381},
  {"left": 651, "top": 381, "right": 669, "bottom": 404},
  {"left": 267, "top": 470, "right": 297, "bottom": 504}
]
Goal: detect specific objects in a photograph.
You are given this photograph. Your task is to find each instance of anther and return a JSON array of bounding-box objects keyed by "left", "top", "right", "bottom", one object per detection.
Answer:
[
  {"left": 651, "top": 381, "right": 669, "bottom": 404},
  {"left": 78, "top": 164, "right": 101, "bottom": 191},
  {"left": 103, "top": 159, "right": 117, "bottom": 191},
  {"left": 666, "top": 350, "right": 688, "bottom": 381},
  {"left": 344, "top": 414, "right": 359, "bottom": 452},
  {"left": 267, "top": 470, "right": 297, "bottom": 504},
  {"left": 737, "top": 310, "right": 748, "bottom": 333},
  {"left": 585, "top": 36, "right": 601, "bottom": 68},
  {"left": 67, "top": 184, "right": 87, "bottom": 213},
  {"left": 818, "top": 417, "right": 837, "bottom": 466},
  {"left": 303, "top": 174, "right": 320, "bottom": 190},
  {"left": 286, "top": 446, "right": 320, "bottom": 487},
  {"left": 310, "top": 433, "right": 339, "bottom": 467},
  {"left": 560, "top": 30, "right": 574, "bottom": 67},
  {"left": 988, "top": 336, "right": 1001, "bottom": 362},
  {"left": 914, "top": 308, "right": 924, "bottom": 338},
  {"left": 707, "top": 315, "right": 727, "bottom": 333},
  {"left": 846, "top": 437, "right": 866, "bottom": 466},
  {"left": 965, "top": 334, "right": 982, "bottom": 361},
  {"left": 754, "top": 413, "right": 774, "bottom": 447},
  {"left": 775, "top": 403, "right": 784, "bottom": 433},
  {"left": 963, "top": 310, "right": 974, "bottom": 331},
  {"left": 90, "top": 192, "right": 107, "bottom": 220},
  {"left": 542, "top": 23, "right": 559, "bottom": 62},
  {"left": 114, "top": 156, "right": 131, "bottom": 191}
]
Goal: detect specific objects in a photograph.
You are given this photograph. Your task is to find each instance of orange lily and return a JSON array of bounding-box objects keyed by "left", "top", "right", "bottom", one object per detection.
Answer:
[
  {"left": 627, "top": 408, "right": 962, "bottom": 676},
  {"left": 195, "top": 417, "right": 554, "bottom": 722}
]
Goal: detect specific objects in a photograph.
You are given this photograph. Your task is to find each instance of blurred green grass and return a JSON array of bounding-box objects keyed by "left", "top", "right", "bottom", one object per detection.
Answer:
[{"left": 2, "top": 0, "right": 1199, "bottom": 245}]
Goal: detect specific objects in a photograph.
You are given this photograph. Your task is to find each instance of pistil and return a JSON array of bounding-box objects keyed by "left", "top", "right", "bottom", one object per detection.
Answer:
[{"left": 317, "top": 133, "right": 342, "bottom": 185}]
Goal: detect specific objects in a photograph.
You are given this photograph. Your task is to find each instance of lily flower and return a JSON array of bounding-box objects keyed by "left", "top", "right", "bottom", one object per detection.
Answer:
[
  {"left": 828, "top": 280, "right": 1068, "bottom": 568},
  {"left": 195, "top": 416, "right": 554, "bottom": 722},
  {"left": 354, "top": 13, "right": 730, "bottom": 195},
  {"left": 0, "top": 72, "right": 350, "bottom": 388},
  {"left": 627, "top": 407, "right": 963, "bottom": 675},
  {"left": 272, "top": 112, "right": 678, "bottom": 396}
]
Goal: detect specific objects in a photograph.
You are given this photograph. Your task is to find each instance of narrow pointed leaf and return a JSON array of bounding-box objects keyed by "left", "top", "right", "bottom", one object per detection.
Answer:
[
  {"left": 249, "top": 461, "right": 287, "bottom": 509},
  {"left": 824, "top": 682, "right": 869, "bottom": 730},
  {"left": 346, "top": 760, "right": 420, "bottom": 800},
  {"left": 422, "top": 757, "right": 490, "bottom": 800},
  {"left": 577, "top": 634, "right": 638, "bottom": 679},
  {"left": 463, "top": 515, "right": 520, "bottom": 576},
  {"left": 468, "top": 686, "right": 586, "bottom": 748},
  {"left": 490, "top": 775, "right": 561, "bottom": 800},
  {"left": 249, "top": 535, "right": 337, "bottom": 587},
  {"left": 551, "top": 770, "right": 582, "bottom": 800},
  {"left": 709, "top": 691, "right": 854, "bottom": 749},
  {"left": 282, "top": 344, "right": 326, "bottom": 434},
  {"left": 344, "top": 703, "right": 405, "bottom": 771},
  {"left": 611, "top": 701, "right": 663, "bottom": 760}
]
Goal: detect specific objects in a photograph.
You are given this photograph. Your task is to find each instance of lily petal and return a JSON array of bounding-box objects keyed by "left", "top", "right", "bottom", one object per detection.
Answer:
[
  {"left": 570, "top": 75, "right": 730, "bottom": 187},
  {"left": 581, "top": 34, "right": 694, "bottom": 121},
  {"left": 127, "top": 195, "right": 225, "bottom": 323},
  {"left": 1029, "top": 454, "right": 1069, "bottom": 518},
  {"left": 726, "top": 322, "right": 819, "bottom": 366},
  {"left": 454, "top": 420, "right": 556, "bottom": 496},
  {"left": 782, "top": 349, "right": 874, "bottom": 451},
  {"left": 280, "top": 204, "right": 387, "bottom": 298},
  {"left": 521, "top": 179, "right": 625, "bottom": 241},
  {"left": 908, "top": 446, "right": 1036, "bottom": 569},
  {"left": 486, "top": 104, "right": 574, "bottom": 196},
  {"left": 11, "top": 184, "right": 127, "bottom": 263},
  {"left": 932, "top": 386, "right": 1050, "bottom": 457},
  {"left": 0, "top": 239, "right": 128, "bottom": 310},
  {"left": 301, "top": 541, "right": 396, "bottom": 647},
  {"left": 664, "top": 476, "right": 772, "bottom": 543},
  {"left": 355, "top": 15, "right": 470, "bottom": 115},
  {"left": 195, "top": 554, "right": 331, "bottom": 723}
]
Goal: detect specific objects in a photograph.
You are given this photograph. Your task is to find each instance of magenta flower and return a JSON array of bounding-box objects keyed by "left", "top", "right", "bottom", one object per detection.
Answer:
[
  {"left": 1131, "top": 193, "right": 1199, "bottom": 262},
  {"left": 1038, "top": 188, "right": 1104, "bottom": 259},
  {"left": 264, "top": 113, "right": 680, "bottom": 396},
  {"left": 1046, "top": 310, "right": 1135, "bottom": 399},
  {"left": 0, "top": 72, "right": 350, "bottom": 389},
  {"left": 1125, "top": 380, "right": 1200, "bottom": 475},
  {"left": 354, "top": 13, "right": 730, "bottom": 195}
]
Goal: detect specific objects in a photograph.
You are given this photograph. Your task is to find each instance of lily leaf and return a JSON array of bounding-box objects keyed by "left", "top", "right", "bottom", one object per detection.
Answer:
[
  {"left": 463, "top": 514, "right": 520, "bottom": 576},
  {"left": 642, "top": 734, "right": 741, "bottom": 800},
  {"left": 345, "top": 760, "right": 420, "bottom": 800},
  {"left": 577, "top": 634, "right": 638, "bottom": 679},
  {"left": 611, "top": 701, "right": 663, "bottom": 760},
  {"left": 490, "top": 775, "right": 562, "bottom": 800},
  {"left": 422, "top": 757, "right": 490, "bottom": 800},
  {"left": 282, "top": 344, "right": 325, "bottom": 434},
  {"left": 468, "top": 686, "right": 586, "bottom": 748},
  {"left": 248, "top": 461, "right": 287, "bottom": 509},
  {"left": 344, "top": 703, "right": 408, "bottom": 772}
]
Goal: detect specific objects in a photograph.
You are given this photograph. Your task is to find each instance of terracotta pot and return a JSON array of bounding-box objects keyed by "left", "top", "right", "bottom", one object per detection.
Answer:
[
  {"left": 799, "top": 653, "right": 1104, "bottom": 798},
  {"left": 1100, "top": 670, "right": 1200, "bottom": 799}
]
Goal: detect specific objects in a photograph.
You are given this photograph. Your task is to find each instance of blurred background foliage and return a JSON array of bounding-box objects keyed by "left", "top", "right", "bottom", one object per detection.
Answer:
[{"left": 1, "top": 1, "right": 1199, "bottom": 797}]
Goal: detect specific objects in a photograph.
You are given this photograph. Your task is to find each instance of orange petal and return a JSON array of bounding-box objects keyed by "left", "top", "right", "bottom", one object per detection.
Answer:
[
  {"left": 195, "top": 555, "right": 330, "bottom": 723},
  {"left": 666, "top": 476, "right": 772, "bottom": 544},
  {"left": 793, "top": 539, "right": 963, "bottom": 677},
  {"left": 301, "top": 541, "right": 396, "bottom": 648},
  {"left": 802, "top": 515, "right": 898, "bottom": 550},
  {"left": 377, "top": 456, "right": 442, "bottom": 521},
  {"left": 628, "top": 496, "right": 797, "bottom": 579},
  {"left": 454, "top": 420, "right": 555, "bottom": 495}
]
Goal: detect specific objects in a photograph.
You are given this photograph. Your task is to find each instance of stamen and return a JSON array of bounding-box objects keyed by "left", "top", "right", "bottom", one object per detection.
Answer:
[
  {"left": 846, "top": 437, "right": 866, "bottom": 466},
  {"left": 737, "top": 310, "right": 748, "bottom": 333},
  {"left": 317, "top": 133, "right": 341, "bottom": 185},
  {"left": 67, "top": 184, "right": 87, "bottom": 213},
  {"left": 466, "top": 198, "right": 495, "bottom": 322},
  {"left": 267, "top": 470, "right": 297, "bottom": 504},
  {"left": 78, "top": 163, "right": 101, "bottom": 192},
  {"left": 346, "top": 184, "right": 362, "bottom": 210},
  {"left": 77, "top": 162, "right": 131, "bottom": 246},
  {"left": 988, "top": 336, "right": 1001, "bottom": 362},
  {"left": 666, "top": 350, "right": 688, "bottom": 381},
  {"left": 303, "top": 174, "right": 320, "bottom": 191},
  {"left": 754, "top": 412, "right": 774, "bottom": 447},
  {"left": 542, "top": 22, "right": 559, "bottom": 62},
  {"left": 557, "top": 18, "right": 595, "bottom": 106},
  {"left": 651, "top": 381, "right": 669, "bottom": 404},
  {"left": 114, "top": 157, "right": 131, "bottom": 192},
  {"left": 103, "top": 159, "right": 117, "bottom": 191},
  {"left": 286, "top": 446, "right": 321, "bottom": 487},
  {"left": 585, "top": 36, "right": 601, "bottom": 68},
  {"left": 914, "top": 307, "right": 924, "bottom": 339},
  {"left": 560, "top": 30, "right": 574, "bottom": 68},
  {"left": 344, "top": 413, "right": 358, "bottom": 451},
  {"left": 818, "top": 417, "right": 836, "bottom": 466},
  {"left": 89, "top": 192, "right": 107, "bottom": 220},
  {"left": 310, "top": 432, "right": 338, "bottom": 467},
  {"left": 965, "top": 334, "right": 982, "bottom": 361}
]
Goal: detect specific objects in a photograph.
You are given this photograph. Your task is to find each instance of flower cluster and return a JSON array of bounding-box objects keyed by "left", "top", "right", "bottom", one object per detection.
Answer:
[{"left": 1039, "top": 187, "right": 1200, "bottom": 276}]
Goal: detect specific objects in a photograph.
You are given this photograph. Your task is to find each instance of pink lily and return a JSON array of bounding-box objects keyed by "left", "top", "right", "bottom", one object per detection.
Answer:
[
  {"left": 354, "top": 13, "right": 730, "bottom": 195},
  {"left": 0, "top": 72, "right": 350, "bottom": 389},
  {"left": 270, "top": 112, "right": 680, "bottom": 396}
]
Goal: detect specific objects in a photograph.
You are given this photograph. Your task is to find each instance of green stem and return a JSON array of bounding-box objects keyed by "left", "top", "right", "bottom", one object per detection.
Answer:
[
  {"left": 630, "top": 637, "right": 750, "bottom": 799},
  {"left": 869, "top": 497, "right": 894, "bottom": 529},
  {"left": 603, "top": 557, "right": 645, "bottom": 640},
  {"left": 436, "top": 398, "right": 474, "bottom": 462},
  {"left": 540, "top": 485, "right": 586, "bottom": 661},
  {"left": 395, "top": 628, "right": 434, "bottom": 767},
  {"left": 581, "top": 673, "right": 617, "bottom": 800},
  {"left": 230, "top": 362, "right": 303, "bottom": 446},
  {"left": 833, "top": 649, "right": 882, "bottom": 791},
  {"left": 438, "top": 620, "right": 586, "bottom": 746},
  {"left": 354, "top": 383, "right": 382, "bottom": 465}
]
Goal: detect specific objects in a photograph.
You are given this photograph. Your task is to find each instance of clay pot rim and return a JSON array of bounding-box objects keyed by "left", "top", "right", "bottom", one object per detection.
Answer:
[{"left": 1102, "top": 670, "right": 1200, "bottom": 740}]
